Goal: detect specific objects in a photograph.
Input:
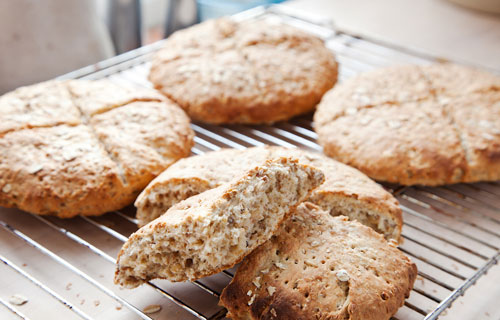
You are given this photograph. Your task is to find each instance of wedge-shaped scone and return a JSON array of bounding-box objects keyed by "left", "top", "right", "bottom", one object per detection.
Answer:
[
  {"left": 115, "top": 157, "right": 324, "bottom": 287},
  {"left": 220, "top": 203, "right": 417, "bottom": 320},
  {"left": 135, "top": 146, "right": 402, "bottom": 241}
]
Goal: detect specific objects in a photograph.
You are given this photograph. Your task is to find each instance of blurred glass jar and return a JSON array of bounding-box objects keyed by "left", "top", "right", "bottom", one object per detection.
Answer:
[{"left": 197, "top": 0, "right": 286, "bottom": 21}]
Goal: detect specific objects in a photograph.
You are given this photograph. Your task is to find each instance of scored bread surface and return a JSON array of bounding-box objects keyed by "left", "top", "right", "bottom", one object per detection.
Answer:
[
  {"left": 149, "top": 18, "right": 338, "bottom": 124},
  {"left": 0, "top": 80, "right": 194, "bottom": 217},
  {"left": 314, "top": 63, "right": 500, "bottom": 186},
  {"left": 220, "top": 202, "right": 417, "bottom": 320},
  {"left": 114, "top": 157, "right": 325, "bottom": 287},
  {"left": 135, "top": 146, "right": 402, "bottom": 241}
]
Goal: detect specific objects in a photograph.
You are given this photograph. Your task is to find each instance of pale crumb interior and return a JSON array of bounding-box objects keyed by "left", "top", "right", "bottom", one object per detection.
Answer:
[
  {"left": 136, "top": 180, "right": 211, "bottom": 227},
  {"left": 118, "top": 162, "right": 323, "bottom": 286},
  {"left": 312, "top": 195, "right": 399, "bottom": 240}
]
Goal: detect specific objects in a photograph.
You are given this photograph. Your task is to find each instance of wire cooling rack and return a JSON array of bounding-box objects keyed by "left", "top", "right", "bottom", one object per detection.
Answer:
[{"left": 1, "top": 5, "right": 499, "bottom": 320}]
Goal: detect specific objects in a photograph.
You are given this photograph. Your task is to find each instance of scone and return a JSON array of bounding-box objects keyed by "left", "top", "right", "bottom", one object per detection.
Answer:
[
  {"left": 220, "top": 202, "right": 417, "bottom": 320},
  {"left": 314, "top": 63, "right": 500, "bottom": 186},
  {"left": 114, "top": 158, "right": 324, "bottom": 287},
  {"left": 149, "top": 18, "right": 338, "bottom": 124},
  {"left": 135, "top": 146, "right": 402, "bottom": 241},
  {"left": 0, "top": 80, "right": 194, "bottom": 217}
]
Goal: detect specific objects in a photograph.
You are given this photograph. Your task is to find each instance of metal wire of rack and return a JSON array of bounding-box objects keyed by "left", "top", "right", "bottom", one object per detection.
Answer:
[{"left": 1, "top": 5, "right": 499, "bottom": 320}]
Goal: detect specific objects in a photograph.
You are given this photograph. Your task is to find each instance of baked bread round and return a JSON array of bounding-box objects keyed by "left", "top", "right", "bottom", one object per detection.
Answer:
[
  {"left": 0, "top": 80, "right": 194, "bottom": 217},
  {"left": 149, "top": 18, "right": 338, "bottom": 124},
  {"left": 135, "top": 146, "right": 402, "bottom": 241},
  {"left": 220, "top": 202, "right": 417, "bottom": 320},
  {"left": 115, "top": 158, "right": 324, "bottom": 286},
  {"left": 314, "top": 63, "right": 500, "bottom": 186}
]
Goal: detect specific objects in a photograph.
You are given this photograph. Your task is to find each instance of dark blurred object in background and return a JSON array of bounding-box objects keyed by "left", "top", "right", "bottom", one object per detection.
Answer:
[
  {"left": 111, "top": 0, "right": 288, "bottom": 52},
  {"left": 109, "top": 0, "right": 142, "bottom": 54},
  {"left": 152, "top": 0, "right": 287, "bottom": 42}
]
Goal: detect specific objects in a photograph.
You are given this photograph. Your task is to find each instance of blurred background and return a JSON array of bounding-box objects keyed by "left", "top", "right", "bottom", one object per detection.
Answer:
[
  {"left": 1, "top": 0, "right": 499, "bottom": 94},
  {"left": 0, "top": 0, "right": 286, "bottom": 93}
]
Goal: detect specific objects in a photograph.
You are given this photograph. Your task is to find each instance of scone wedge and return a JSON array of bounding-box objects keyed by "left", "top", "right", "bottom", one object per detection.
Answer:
[
  {"left": 220, "top": 202, "right": 417, "bottom": 320},
  {"left": 115, "top": 157, "right": 324, "bottom": 287}
]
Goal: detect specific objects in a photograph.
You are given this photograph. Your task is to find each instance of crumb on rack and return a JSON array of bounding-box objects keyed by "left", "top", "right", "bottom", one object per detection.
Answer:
[
  {"left": 9, "top": 294, "right": 28, "bottom": 306},
  {"left": 143, "top": 304, "right": 162, "bottom": 314}
]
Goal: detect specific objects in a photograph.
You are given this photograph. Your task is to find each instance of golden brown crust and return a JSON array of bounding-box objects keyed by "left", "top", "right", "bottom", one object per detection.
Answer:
[
  {"left": 0, "top": 80, "right": 194, "bottom": 217},
  {"left": 90, "top": 101, "right": 194, "bottom": 192},
  {"left": 135, "top": 146, "right": 402, "bottom": 240},
  {"left": 421, "top": 63, "right": 500, "bottom": 96},
  {"left": 443, "top": 91, "right": 500, "bottom": 182},
  {"left": 0, "top": 80, "right": 82, "bottom": 135},
  {"left": 149, "top": 18, "right": 338, "bottom": 124},
  {"left": 67, "top": 79, "right": 166, "bottom": 117},
  {"left": 220, "top": 203, "right": 417, "bottom": 320},
  {"left": 0, "top": 125, "right": 131, "bottom": 216},
  {"left": 315, "top": 63, "right": 500, "bottom": 186},
  {"left": 314, "top": 64, "right": 432, "bottom": 127},
  {"left": 317, "top": 99, "right": 467, "bottom": 186}
]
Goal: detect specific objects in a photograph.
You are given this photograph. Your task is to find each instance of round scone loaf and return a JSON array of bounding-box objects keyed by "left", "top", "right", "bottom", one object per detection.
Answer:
[
  {"left": 314, "top": 63, "right": 500, "bottom": 186},
  {"left": 220, "top": 203, "right": 417, "bottom": 320},
  {"left": 0, "top": 80, "right": 194, "bottom": 217},
  {"left": 149, "top": 18, "right": 338, "bottom": 124},
  {"left": 135, "top": 146, "right": 402, "bottom": 241}
]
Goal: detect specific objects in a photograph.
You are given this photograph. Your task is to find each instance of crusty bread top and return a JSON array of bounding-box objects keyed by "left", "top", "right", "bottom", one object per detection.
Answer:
[
  {"left": 317, "top": 99, "right": 467, "bottom": 186},
  {"left": 0, "top": 81, "right": 82, "bottom": 135},
  {"left": 220, "top": 202, "right": 417, "bottom": 320},
  {"left": 135, "top": 146, "right": 402, "bottom": 240},
  {"left": 115, "top": 157, "right": 325, "bottom": 286},
  {"left": 149, "top": 18, "right": 338, "bottom": 124},
  {"left": 314, "top": 64, "right": 432, "bottom": 127},
  {"left": 315, "top": 63, "right": 500, "bottom": 186},
  {"left": 67, "top": 80, "right": 165, "bottom": 117},
  {"left": 420, "top": 63, "right": 500, "bottom": 96},
  {"left": 0, "top": 80, "right": 194, "bottom": 217},
  {"left": 0, "top": 125, "right": 127, "bottom": 216},
  {"left": 443, "top": 91, "right": 500, "bottom": 182}
]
